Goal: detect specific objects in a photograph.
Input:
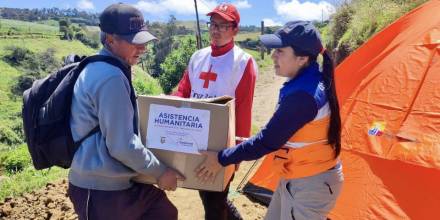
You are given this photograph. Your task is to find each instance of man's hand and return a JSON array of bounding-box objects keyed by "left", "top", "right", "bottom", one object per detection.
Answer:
[
  {"left": 195, "top": 151, "right": 223, "bottom": 183},
  {"left": 157, "top": 168, "right": 185, "bottom": 191}
]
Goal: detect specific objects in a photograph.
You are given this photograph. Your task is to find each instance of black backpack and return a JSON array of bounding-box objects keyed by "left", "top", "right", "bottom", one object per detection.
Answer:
[{"left": 22, "top": 54, "right": 130, "bottom": 170}]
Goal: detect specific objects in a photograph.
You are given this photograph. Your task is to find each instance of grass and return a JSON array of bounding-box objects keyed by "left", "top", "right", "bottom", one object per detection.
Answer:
[
  {"left": 327, "top": 0, "right": 428, "bottom": 62},
  {"left": 243, "top": 48, "right": 273, "bottom": 70},
  {"left": 36, "top": 19, "right": 60, "bottom": 27},
  {"left": 0, "top": 19, "right": 59, "bottom": 35},
  {"left": 176, "top": 20, "right": 209, "bottom": 32},
  {"left": 235, "top": 32, "right": 260, "bottom": 41},
  {"left": 235, "top": 32, "right": 273, "bottom": 70},
  {"left": 133, "top": 66, "right": 164, "bottom": 95},
  {"left": 0, "top": 166, "right": 68, "bottom": 200},
  {"left": 0, "top": 19, "right": 163, "bottom": 201},
  {"left": 0, "top": 38, "right": 97, "bottom": 60},
  {"left": 0, "top": 144, "right": 68, "bottom": 200},
  {"left": 0, "top": 38, "right": 97, "bottom": 143}
]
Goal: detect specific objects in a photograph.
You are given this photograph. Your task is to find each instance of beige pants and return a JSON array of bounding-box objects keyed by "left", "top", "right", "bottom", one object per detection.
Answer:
[{"left": 264, "top": 163, "right": 343, "bottom": 220}]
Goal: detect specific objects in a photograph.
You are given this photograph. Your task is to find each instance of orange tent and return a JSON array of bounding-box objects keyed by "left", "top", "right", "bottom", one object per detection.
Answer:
[{"left": 242, "top": 1, "right": 440, "bottom": 219}]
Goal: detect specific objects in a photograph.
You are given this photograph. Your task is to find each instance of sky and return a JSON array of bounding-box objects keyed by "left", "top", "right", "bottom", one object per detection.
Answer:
[{"left": 0, "top": 0, "right": 339, "bottom": 26}]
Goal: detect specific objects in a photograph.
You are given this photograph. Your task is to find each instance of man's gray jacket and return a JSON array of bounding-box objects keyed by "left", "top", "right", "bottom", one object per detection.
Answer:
[{"left": 69, "top": 48, "right": 166, "bottom": 190}]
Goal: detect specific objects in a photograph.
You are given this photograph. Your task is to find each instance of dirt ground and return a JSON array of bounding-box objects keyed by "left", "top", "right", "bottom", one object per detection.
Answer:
[{"left": 0, "top": 67, "right": 285, "bottom": 220}]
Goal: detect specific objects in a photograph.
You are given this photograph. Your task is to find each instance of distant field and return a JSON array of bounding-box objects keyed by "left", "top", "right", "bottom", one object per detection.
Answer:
[
  {"left": 0, "top": 19, "right": 59, "bottom": 35},
  {"left": 235, "top": 31, "right": 260, "bottom": 41},
  {"left": 176, "top": 20, "right": 209, "bottom": 32},
  {"left": 36, "top": 19, "right": 59, "bottom": 27},
  {"left": 0, "top": 38, "right": 96, "bottom": 60}
]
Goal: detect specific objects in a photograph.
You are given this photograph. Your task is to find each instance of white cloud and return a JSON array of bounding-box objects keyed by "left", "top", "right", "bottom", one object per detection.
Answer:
[
  {"left": 263, "top": 18, "right": 282, "bottom": 27},
  {"left": 77, "top": 0, "right": 94, "bottom": 10},
  {"left": 134, "top": 0, "right": 251, "bottom": 16},
  {"left": 134, "top": 0, "right": 217, "bottom": 16},
  {"left": 274, "top": 0, "right": 336, "bottom": 21},
  {"left": 233, "top": 0, "right": 252, "bottom": 9}
]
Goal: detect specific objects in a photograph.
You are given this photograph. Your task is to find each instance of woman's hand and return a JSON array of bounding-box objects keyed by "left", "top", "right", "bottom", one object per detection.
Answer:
[{"left": 195, "top": 151, "right": 223, "bottom": 183}]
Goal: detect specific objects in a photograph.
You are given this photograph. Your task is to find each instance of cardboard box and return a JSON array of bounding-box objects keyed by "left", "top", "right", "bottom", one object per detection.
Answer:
[{"left": 133, "top": 95, "right": 236, "bottom": 192}]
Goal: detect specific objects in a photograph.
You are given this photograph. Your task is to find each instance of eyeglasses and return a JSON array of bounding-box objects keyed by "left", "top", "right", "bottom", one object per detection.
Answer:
[{"left": 207, "top": 21, "right": 235, "bottom": 32}]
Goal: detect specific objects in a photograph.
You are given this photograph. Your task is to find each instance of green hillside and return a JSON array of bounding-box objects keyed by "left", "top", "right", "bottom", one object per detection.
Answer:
[
  {"left": 0, "top": 19, "right": 163, "bottom": 200},
  {"left": 176, "top": 20, "right": 208, "bottom": 32},
  {"left": 0, "top": 38, "right": 96, "bottom": 148},
  {"left": 0, "top": 18, "right": 59, "bottom": 35},
  {"left": 326, "top": 0, "right": 428, "bottom": 63}
]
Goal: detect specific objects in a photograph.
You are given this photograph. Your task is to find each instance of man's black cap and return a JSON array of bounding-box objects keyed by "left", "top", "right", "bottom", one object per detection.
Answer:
[
  {"left": 99, "top": 3, "right": 156, "bottom": 44},
  {"left": 259, "top": 21, "right": 323, "bottom": 56}
]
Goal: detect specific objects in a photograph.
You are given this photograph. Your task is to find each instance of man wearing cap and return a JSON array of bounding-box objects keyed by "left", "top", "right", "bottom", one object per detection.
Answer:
[
  {"left": 67, "top": 3, "right": 183, "bottom": 220},
  {"left": 174, "top": 3, "right": 258, "bottom": 220}
]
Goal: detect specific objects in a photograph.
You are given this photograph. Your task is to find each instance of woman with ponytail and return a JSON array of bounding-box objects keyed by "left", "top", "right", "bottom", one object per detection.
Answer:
[{"left": 196, "top": 21, "right": 343, "bottom": 220}]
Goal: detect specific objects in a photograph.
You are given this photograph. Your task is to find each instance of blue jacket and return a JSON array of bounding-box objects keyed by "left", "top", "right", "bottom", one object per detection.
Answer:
[
  {"left": 218, "top": 62, "right": 327, "bottom": 165},
  {"left": 69, "top": 48, "right": 166, "bottom": 190}
]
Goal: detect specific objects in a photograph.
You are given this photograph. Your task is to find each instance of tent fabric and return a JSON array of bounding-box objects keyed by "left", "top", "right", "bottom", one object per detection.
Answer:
[
  {"left": 328, "top": 151, "right": 440, "bottom": 220},
  {"left": 335, "top": 0, "right": 440, "bottom": 169},
  {"left": 242, "top": 154, "right": 279, "bottom": 206},
  {"left": 243, "top": 0, "right": 440, "bottom": 219}
]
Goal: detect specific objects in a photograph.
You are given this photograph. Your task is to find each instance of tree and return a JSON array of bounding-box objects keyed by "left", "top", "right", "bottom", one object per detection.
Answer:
[
  {"left": 158, "top": 36, "right": 208, "bottom": 94},
  {"left": 151, "top": 15, "right": 178, "bottom": 76},
  {"left": 59, "top": 18, "right": 73, "bottom": 40}
]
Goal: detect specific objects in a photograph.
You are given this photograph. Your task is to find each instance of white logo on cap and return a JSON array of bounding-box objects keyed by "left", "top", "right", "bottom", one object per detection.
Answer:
[
  {"left": 129, "top": 17, "right": 144, "bottom": 31},
  {"left": 219, "top": 4, "right": 228, "bottom": 12}
]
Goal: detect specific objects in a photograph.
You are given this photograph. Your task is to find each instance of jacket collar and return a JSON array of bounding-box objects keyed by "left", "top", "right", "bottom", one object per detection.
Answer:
[
  {"left": 100, "top": 47, "right": 131, "bottom": 70},
  {"left": 210, "top": 40, "right": 234, "bottom": 57},
  {"left": 280, "top": 62, "right": 321, "bottom": 98}
]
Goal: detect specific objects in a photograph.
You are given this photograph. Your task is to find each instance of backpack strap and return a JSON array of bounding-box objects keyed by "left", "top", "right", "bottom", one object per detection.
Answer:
[
  {"left": 72, "top": 55, "right": 135, "bottom": 147},
  {"left": 82, "top": 55, "right": 138, "bottom": 134},
  {"left": 74, "top": 126, "right": 100, "bottom": 148},
  {"left": 78, "top": 55, "right": 130, "bottom": 77}
]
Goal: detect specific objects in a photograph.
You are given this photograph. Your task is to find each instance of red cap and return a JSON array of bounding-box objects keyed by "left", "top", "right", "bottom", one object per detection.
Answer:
[{"left": 207, "top": 3, "right": 240, "bottom": 24}]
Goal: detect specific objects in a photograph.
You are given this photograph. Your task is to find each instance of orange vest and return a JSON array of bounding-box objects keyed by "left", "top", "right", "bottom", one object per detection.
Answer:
[{"left": 272, "top": 116, "right": 338, "bottom": 179}]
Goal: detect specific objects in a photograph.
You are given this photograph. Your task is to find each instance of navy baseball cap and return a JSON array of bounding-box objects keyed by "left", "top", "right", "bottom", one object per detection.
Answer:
[
  {"left": 99, "top": 3, "right": 156, "bottom": 44},
  {"left": 259, "top": 21, "right": 323, "bottom": 56}
]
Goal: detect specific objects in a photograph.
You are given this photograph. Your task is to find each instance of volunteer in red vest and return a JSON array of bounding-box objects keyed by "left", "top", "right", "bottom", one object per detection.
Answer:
[
  {"left": 173, "top": 3, "right": 257, "bottom": 220},
  {"left": 196, "top": 21, "right": 344, "bottom": 220}
]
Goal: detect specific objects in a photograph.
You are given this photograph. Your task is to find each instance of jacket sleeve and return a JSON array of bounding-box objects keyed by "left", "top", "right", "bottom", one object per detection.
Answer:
[
  {"left": 218, "top": 91, "right": 318, "bottom": 166},
  {"left": 172, "top": 69, "right": 191, "bottom": 98},
  {"left": 95, "top": 74, "right": 167, "bottom": 179},
  {"left": 234, "top": 58, "right": 257, "bottom": 144}
]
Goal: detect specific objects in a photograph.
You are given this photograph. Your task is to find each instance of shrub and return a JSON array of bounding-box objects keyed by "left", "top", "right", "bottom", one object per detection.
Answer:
[
  {"left": 158, "top": 37, "right": 205, "bottom": 94},
  {"left": 133, "top": 75, "right": 163, "bottom": 95},
  {"left": 3, "top": 46, "right": 33, "bottom": 65},
  {"left": 0, "top": 124, "right": 22, "bottom": 146},
  {"left": 0, "top": 145, "right": 31, "bottom": 174},
  {"left": 10, "top": 73, "right": 38, "bottom": 97},
  {"left": 5, "top": 47, "right": 60, "bottom": 96},
  {"left": 38, "top": 48, "right": 60, "bottom": 73},
  {"left": 327, "top": 0, "right": 428, "bottom": 64},
  {"left": 327, "top": 3, "right": 354, "bottom": 51}
]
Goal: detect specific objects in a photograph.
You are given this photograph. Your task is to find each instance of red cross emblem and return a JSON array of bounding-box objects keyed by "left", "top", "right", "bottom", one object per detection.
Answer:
[{"left": 199, "top": 65, "right": 217, "bottom": 89}]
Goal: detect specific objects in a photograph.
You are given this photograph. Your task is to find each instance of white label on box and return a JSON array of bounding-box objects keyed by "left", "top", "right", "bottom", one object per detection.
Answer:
[{"left": 146, "top": 104, "right": 210, "bottom": 154}]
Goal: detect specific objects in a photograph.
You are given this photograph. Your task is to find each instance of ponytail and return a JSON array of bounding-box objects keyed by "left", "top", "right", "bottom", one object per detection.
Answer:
[
  {"left": 322, "top": 50, "right": 341, "bottom": 157},
  {"left": 292, "top": 46, "right": 342, "bottom": 158}
]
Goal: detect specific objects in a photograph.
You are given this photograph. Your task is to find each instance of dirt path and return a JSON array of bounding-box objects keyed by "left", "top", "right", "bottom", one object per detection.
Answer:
[{"left": 0, "top": 67, "right": 285, "bottom": 220}]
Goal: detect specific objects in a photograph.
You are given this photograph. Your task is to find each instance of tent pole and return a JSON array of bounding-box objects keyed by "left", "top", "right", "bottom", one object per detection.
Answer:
[{"left": 236, "top": 158, "right": 261, "bottom": 192}]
